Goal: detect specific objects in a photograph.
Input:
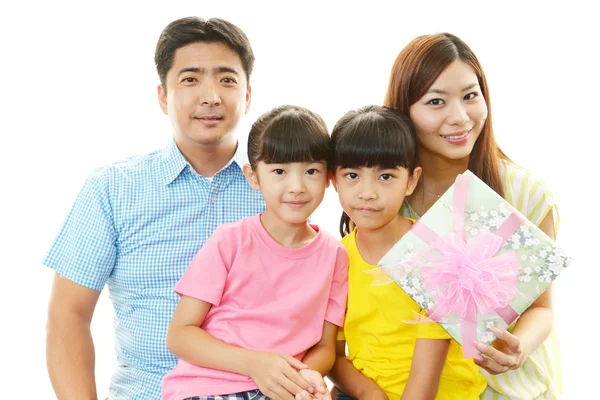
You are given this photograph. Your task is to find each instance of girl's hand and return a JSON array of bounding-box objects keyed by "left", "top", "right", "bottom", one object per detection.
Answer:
[
  {"left": 249, "top": 352, "right": 314, "bottom": 400},
  {"left": 473, "top": 327, "right": 525, "bottom": 375},
  {"left": 296, "top": 369, "right": 329, "bottom": 400}
]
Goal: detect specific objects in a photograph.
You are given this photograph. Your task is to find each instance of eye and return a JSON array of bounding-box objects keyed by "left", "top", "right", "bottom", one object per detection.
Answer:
[
  {"left": 464, "top": 92, "right": 479, "bottom": 100},
  {"left": 345, "top": 172, "right": 358, "bottom": 180},
  {"left": 181, "top": 77, "right": 197, "bottom": 84},
  {"left": 379, "top": 174, "right": 393, "bottom": 181},
  {"left": 221, "top": 77, "right": 237, "bottom": 84},
  {"left": 273, "top": 169, "right": 285, "bottom": 175},
  {"left": 426, "top": 98, "right": 445, "bottom": 106},
  {"left": 306, "top": 168, "right": 320, "bottom": 175}
]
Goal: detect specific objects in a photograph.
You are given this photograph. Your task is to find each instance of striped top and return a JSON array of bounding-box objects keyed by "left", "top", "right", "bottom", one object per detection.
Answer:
[{"left": 401, "top": 160, "right": 561, "bottom": 400}]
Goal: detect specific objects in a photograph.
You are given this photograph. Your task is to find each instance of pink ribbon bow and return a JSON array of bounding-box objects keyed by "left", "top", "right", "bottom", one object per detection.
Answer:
[{"left": 411, "top": 173, "right": 525, "bottom": 358}]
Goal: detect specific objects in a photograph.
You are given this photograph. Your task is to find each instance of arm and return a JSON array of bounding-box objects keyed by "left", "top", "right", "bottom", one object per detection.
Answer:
[
  {"left": 46, "top": 273, "right": 101, "bottom": 400},
  {"left": 296, "top": 322, "right": 338, "bottom": 399},
  {"left": 475, "top": 211, "right": 556, "bottom": 374},
  {"left": 167, "top": 295, "right": 311, "bottom": 400},
  {"left": 328, "top": 340, "right": 387, "bottom": 400},
  {"left": 401, "top": 339, "right": 450, "bottom": 400},
  {"left": 302, "top": 321, "right": 338, "bottom": 376}
]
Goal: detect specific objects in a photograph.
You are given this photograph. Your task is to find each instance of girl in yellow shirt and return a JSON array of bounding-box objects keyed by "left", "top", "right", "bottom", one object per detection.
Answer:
[{"left": 327, "top": 105, "right": 487, "bottom": 400}]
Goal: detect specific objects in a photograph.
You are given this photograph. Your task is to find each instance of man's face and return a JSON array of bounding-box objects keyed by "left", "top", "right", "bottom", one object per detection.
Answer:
[{"left": 158, "top": 42, "right": 251, "bottom": 149}]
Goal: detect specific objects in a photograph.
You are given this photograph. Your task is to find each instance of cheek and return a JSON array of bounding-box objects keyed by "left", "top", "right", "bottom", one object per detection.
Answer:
[
  {"left": 411, "top": 107, "right": 443, "bottom": 137},
  {"left": 171, "top": 91, "right": 195, "bottom": 115},
  {"left": 472, "top": 101, "right": 488, "bottom": 125},
  {"left": 335, "top": 185, "right": 352, "bottom": 206}
]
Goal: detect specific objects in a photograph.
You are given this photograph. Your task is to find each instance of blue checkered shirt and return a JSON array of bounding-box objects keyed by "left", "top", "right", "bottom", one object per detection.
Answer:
[{"left": 43, "top": 138, "right": 265, "bottom": 399}]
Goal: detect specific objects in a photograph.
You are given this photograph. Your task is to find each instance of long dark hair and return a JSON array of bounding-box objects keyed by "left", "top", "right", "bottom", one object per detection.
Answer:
[{"left": 331, "top": 105, "right": 418, "bottom": 236}]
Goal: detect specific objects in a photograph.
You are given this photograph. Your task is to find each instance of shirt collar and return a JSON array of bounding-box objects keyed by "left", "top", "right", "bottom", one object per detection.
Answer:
[{"left": 160, "top": 138, "right": 247, "bottom": 186}]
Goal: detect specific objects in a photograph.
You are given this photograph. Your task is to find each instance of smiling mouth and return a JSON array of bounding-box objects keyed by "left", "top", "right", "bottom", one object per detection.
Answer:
[
  {"left": 355, "top": 207, "right": 380, "bottom": 213},
  {"left": 285, "top": 201, "right": 308, "bottom": 208},
  {"left": 195, "top": 116, "right": 223, "bottom": 126},
  {"left": 440, "top": 130, "right": 470, "bottom": 143}
]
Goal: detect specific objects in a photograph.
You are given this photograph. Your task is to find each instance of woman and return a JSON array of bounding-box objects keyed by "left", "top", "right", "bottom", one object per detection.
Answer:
[{"left": 385, "top": 33, "right": 560, "bottom": 399}]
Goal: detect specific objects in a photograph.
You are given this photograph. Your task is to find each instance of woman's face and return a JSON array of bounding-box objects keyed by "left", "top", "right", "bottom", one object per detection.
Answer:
[{"left": 409, "top": 60, "right": 488, "bottom": 162}]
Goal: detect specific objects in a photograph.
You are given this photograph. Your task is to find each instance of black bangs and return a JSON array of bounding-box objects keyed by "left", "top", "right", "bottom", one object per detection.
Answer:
[
  {"left": 331, "top": 106, "right": 418, "bottom": 172},
  {"left": 253, "top": 107, "right": 329, "bottom": 167}
]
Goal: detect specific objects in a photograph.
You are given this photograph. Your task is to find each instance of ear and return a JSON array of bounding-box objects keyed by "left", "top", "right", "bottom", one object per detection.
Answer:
[
  {"left": 245, "top": 85, "right": 252, "bottom": 114},
  {"left": 158, "top": 83, "right": 168, "bottom": 115},
  {"left": 405, "top": 166, "right": 422, "bottom": 196},
  {"left": 329, "top": 170, "right": 338, "bottom": 192},
  {"left": 242, "top": 164, "right": 260, "bottom": 190}
]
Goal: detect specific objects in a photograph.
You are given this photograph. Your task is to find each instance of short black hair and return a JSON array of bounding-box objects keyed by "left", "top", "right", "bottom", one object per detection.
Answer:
[
  {"left": 154, "top": 17, "right": 254, "bottom": 89},
  {"left": 247, "top": 105, "right": 330, "bottom": 170}
]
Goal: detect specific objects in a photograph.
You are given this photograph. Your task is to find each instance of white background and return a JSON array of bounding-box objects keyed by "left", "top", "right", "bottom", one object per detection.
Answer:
[{"left": 1, "top": 1, "right": 597, "bottom": 398}]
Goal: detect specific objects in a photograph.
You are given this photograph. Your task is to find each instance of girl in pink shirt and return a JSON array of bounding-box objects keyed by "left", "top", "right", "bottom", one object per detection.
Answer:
[{"left": 162, "top": 105, "right": 349, "bottom": 400}]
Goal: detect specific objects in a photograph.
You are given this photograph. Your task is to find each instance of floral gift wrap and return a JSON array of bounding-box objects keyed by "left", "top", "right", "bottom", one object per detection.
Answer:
[{"left": 377, "top": 170, "right": 572, "bottom": 358}]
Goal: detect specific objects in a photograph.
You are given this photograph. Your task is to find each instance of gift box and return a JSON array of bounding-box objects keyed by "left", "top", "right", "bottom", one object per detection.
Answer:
[{"left": 376, "top": 170, "right": 572, "bottom": 358}]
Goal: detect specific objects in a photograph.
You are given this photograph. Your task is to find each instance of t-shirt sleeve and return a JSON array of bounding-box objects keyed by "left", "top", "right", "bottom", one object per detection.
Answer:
[
  {"left": 43, "top": 168, "right": 117, "bottom": 291},
  {"left": 415, "top": 309, "right": 452, "bottom": 340},
  {"left": 505, "top": 162, "right": 560, "bottom": 237},
  {"left": 325, "top": 246, "right": 349, "bottom": 328},
  {"left": 336, "top": 326, "right": 345, "bottom": 341},
  {"left": 174, "top": 225, "right": 233, "bottom": 306},
  {"left": 526, "top": 178, "right": 559, "bottom": 237}
]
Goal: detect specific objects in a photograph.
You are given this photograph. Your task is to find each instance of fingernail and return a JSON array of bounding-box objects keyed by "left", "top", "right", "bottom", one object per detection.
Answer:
[{"left": 475, "top": 341, "right": 487, "bottom": 351}]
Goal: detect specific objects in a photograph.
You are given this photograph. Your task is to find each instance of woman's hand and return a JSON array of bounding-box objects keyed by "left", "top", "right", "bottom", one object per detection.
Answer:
[{"left": 473, "top": 326, "right": 525, "bottom": 374}]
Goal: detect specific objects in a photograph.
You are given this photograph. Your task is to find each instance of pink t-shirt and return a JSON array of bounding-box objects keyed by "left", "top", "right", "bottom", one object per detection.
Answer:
[{"left": 162, "top": 215, "right": 349, "bottom": 400}]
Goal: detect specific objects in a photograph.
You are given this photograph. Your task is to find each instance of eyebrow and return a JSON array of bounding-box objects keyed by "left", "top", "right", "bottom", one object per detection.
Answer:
[
  {"left": 427, "top": 83, "right": 479, "bottom": 94},
  {"left": 177, "top": 66, "right": 240, "bottom": 76}
]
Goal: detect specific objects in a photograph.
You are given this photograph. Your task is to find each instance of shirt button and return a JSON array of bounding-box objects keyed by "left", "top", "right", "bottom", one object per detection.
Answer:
[{"left": 211, "top": 195, "right": 217, "bottom": 202}]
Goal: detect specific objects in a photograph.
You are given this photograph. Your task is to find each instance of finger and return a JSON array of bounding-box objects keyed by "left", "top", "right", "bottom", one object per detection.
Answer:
[
  {"left": 295, "top": 390, "right": 312, "bottom": 400},
  {"left": 269, "top": 383, "right": 296, "bottom": 400},
  {"left": 282, "top": 354, "right": 309, "bottom": 370},
  {"left": 313, "top": 378, "right": 327, "bottom": 394},
  {"left": 473, "top": 353, "right": 508, "bottom": 375},
  {"left": 280, "top": 367, "right": 313, "bottom": 395},
  {"left": 475, "top": 341, "right": 515, "bottom": 367},
  {"left": 299, "top": 371, "right": 324, "bottom": 394},
  {"left": 490, "top": 327, "right": 522, "bottom": 351}
]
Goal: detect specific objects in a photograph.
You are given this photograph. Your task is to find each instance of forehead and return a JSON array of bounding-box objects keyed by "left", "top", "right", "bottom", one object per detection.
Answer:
[
  {"left": 431, "top": 60, "right": 479, "bottom": 89},
  {"left": 168, "top": 42, "right": 245, "bottom": 80}
]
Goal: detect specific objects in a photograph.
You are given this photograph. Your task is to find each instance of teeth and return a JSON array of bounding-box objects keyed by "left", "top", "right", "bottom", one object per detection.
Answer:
[{"left": 442, "top": 131, "right": 469, "bottom": 140}]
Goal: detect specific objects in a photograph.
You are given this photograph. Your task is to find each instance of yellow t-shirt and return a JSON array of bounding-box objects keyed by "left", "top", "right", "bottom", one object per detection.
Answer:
[{"left": 339, "top": 229, "right": 487, "bottom": 400}]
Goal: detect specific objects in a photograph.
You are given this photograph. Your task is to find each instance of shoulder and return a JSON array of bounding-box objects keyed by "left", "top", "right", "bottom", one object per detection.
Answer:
[
  {"left": 214, "top": 215, "right": 254, "bottom": 238},
  {"left": 499, "top": 159, "right": 557, "bottom": 226},
  {"left": 320, "top": 230, "right": 349, "bottom": 262},
  {"left": 339, "top": 230, "right": 358, "bottom": 257},
  {"left": 319, "top": 229, "right": 346, "bottom": 250},
  {"left": 84, "top": 149, "right": 163, "bottom": 189}
]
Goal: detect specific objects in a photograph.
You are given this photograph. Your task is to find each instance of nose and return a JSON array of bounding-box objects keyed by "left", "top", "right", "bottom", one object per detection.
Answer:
[
  {"left": 446, "top": 100, "right": 468, "bottom": 126},
  {"left": 199, "top": 80, "right": 221, "bottom": 106},
  {"left": 358, "top": 180, "right": 377, "bottom": 201},
  {"left": 288, "top": 172, "right": 306, "bottom": 195}
]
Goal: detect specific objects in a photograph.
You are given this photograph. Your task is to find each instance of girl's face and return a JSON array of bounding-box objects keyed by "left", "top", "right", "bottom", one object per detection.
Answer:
[
  {"left": 333, "top": 165, "right": 420, "bottom": 232},
  {"left": 409, "top": 60, "right": 488, "bottom": 162},
  {"left": 243, "top": 161, "right": 329, "bottom": 226}
]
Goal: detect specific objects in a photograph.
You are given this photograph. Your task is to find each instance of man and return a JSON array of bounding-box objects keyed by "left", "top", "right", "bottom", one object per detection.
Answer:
[{"left": 44, "top": 17, "right": 265, "bottom": 399}]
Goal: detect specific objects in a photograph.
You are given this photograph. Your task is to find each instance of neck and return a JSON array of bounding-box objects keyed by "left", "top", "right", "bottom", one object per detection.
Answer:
[
  {"left": 175, "top": 136, "right": 237, "bottom": 177},
  {"left": 417, "top": 147, "right": 470, "bottom": 191},
  {"left": 260, "top": 211, "right": 316, "bottom": 248},
  {"left": 355, "top": 216, "right": 412, "bottom": 265}
]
